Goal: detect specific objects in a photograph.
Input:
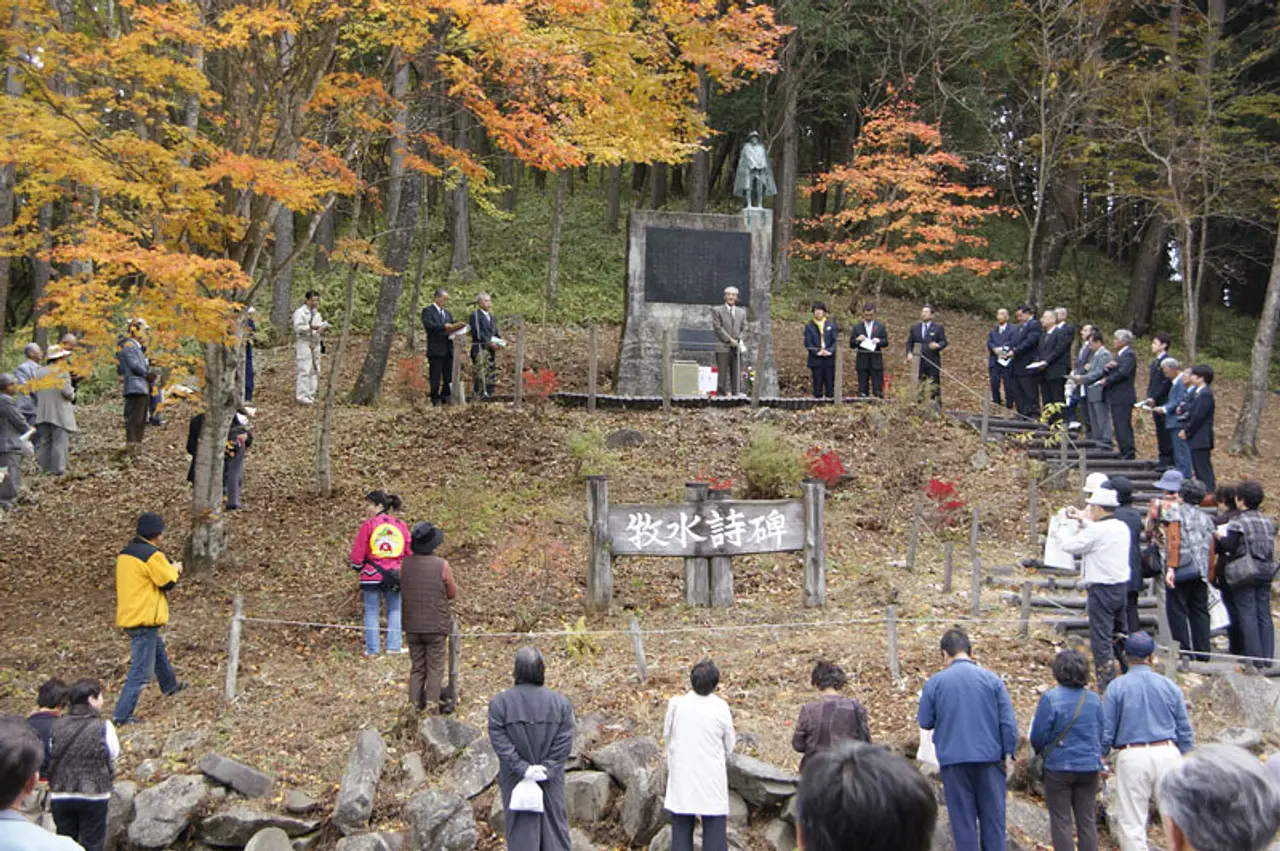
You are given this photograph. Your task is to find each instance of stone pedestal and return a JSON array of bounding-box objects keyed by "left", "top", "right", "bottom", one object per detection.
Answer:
[{"left": 616, "top": 209, "right": 777, "bottom": 397}]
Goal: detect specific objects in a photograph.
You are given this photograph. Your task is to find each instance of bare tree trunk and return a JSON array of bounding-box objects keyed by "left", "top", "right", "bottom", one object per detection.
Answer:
[
  {"left": 772, "top": 35, "right": 799, "bottom": 286},
  {"left": 1179, "top": 218, "right": 1199, "bottom": 364},
  {"left": 316, "top": 183, "right": 364, "bottom": 496},
  {"left": 313, "top": 207, "right": 334, "bottom": 274},
  {"left": 270, "top": 209, "right": 295, "bottom": 336},
  {"left": 501, "top": 154, "right": 518, "bottom": 213},
  {"left": 406, "top": 175, "right": 428, "bottom": 351},
  {"left": 606, "top": 164, "right": 621, "bottom": 234},
  {"left": 350, "top": 173, "right": 421, "bottom": 404},
  {"left": 31, "top": 203, "right": 52, "bottom": 348},
  {"left": 0, "top": 65, "right": 16, "bottom": 353},
  {"left": 649, "top": 163, "right": 668, "bottom": 209},
  {"left": 546, "top": 169, "right": 566, "bottom": 311},
  {"left": 1229, "top": 215, "right": 1280, "bottom": 456},
  {"left": 385, "top": 51, "right": 409, "bottom": 232},
  {"left": 1124, "top": 211, "right": 1166, "bottom": 335},
  {"left": 448, "top": 109, "right": 473, "bottom": 280},
  {"left": 688, "top": 72, "right": 710, "bottom": 213},
  {"left": 186, "top": 338, "right": 240, "bottom": 574}
]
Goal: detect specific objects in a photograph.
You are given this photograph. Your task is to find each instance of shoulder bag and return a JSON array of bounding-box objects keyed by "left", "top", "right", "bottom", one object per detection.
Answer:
[{"left": 1027, "top": 690, "right": 1088, "bottom": 786}]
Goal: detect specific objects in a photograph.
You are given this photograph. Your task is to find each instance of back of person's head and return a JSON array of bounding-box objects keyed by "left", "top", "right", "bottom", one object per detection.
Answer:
[
  {"left": 513, "top": 647, "right": 545, "bottom": 687},
  {"left": 36, "top": 678, "right": 67, "bottom": 710},
  {"left": 1088, "top": 329, "right": 1103, "bottom": 344},
  {"left": 1158, "top": 744, "right": 1280, "bottom": 851},
  {"left": 1107, "top": 475, "right": 1134, "bottom": 505},
  {"left": 940, "top": 628, "right": 971, "bottom": 658},
  {"left": 66, "top": 679, "right": 103, "bottom": 708},
  {"left": 1215, "top": 485, "right": 1238, "bottom": 510},
  {"left": 1179, "top": 479, "right": 1207, "bottom": 508},
  {"left": 366, "top": 490, "right": 402, "bottom": 514},
  {"left": 1237, "top": 480, "right": 1264, "bottom": 511},
  {"left": 796, "top": 740, "right": 937, "bottom": 851},
  {"left": 811, "top": 660, "right": 847, "bottom": 691},
  {"left": 1051, "top": 650, "right": 1089, "bottom": 688},
  {"left": 0, "top": 716, "right": 42, "bottom": 809},
  {"left": 1191, "top": 363, "right": 1214, "bottom": 385},
  {"left": 690, "top": 660, "right": 720, "bottom": 696}
]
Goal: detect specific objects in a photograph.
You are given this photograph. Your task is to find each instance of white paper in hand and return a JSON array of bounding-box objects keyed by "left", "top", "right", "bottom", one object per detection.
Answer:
[
  {"left": 508, "top": 777, "right": 544, "bottom": 813},
  {"left": 859, "top": 338, "right": 877, "bottom": 352}
]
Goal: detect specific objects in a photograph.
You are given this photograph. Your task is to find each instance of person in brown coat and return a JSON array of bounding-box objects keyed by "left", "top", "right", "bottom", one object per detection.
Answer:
[
  {"left": 400, "top": 522, "right": 457, "bottom": 714},
  {"left": 791, "top": 660, "right": 871, "bottom": 774}
]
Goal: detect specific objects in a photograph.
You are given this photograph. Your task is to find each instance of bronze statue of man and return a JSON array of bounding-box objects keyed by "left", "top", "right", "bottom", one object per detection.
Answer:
[{"left": 734, "top": 131, "right": 777, "bottom": 209}]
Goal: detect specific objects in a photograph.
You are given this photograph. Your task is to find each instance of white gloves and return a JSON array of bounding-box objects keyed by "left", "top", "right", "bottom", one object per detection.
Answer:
[
  {"left": 524, "top": 765, "right": 548, "bottom": 783},
  {"left": 510, "top": 767, "right": 546, "bottom": 813}
]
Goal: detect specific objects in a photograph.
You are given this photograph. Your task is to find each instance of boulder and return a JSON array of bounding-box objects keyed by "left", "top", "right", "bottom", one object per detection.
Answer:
[
  {"left": 764, "top": 818, "right": 796, "bottom": 851},
  {"left": 104, "top": 781, "right": 137, "bottom": 851},
  {"left": 333, "top": 729, "right": 388, "bottom": 835},
  {"left": 569, "top": 827, "right": 596, "bottom": 851},
  {"left": 605, "top": 429, "right": 646, "bottom": 450},
  {"left": 336, "top": 834, "right": 402, "bottom": 851},
  {"left": 487, "top": 794, "right": 505, "bottom": 834},
  {"left": 725, "top": 754, "right": 798, "bottom": 807},
  {"left": 565, "top": 771, "right": 612, "bottom": 825},
  {"left": 200, "top": 753, "right": 275, "bottom": 799},
  {"left": 735, "top": 733, "right": 762, "bottom": 752},
  {"left": 164, "top": 729, "right": 212, "bottom": 759},
  {"left": 401, "top": 753, "right": 428, "bottom": 789},
  {"left": 1004, "top": 798, "right": 1051, "bottom": 849},
  {"left": 1199, "top": 673, "right": 1280, "bottom": 733},
  {"left": 931, "top": 805, "right": 955, "bottom": 851},
  {"left": 244, "top": 828, "right": 294, "bottom": 851},
  {"left": 134, "top": 759, "right": 159, "bottom": 783},
  {"left": 198, "top": 807, "right": 321, "bottom": 847},
  {"left": 419, "top": 717, "right": 481, "bottom": 765},
  {"left": 292, "top": 833, "right": 322, "bottom": 851},
  {"left": 569, "top": 712, "right": 606, "bottom": 771},
  {"left": 727, "top": 792, "right": 748, "bottom": 830},
  {"left": 128, "top": 774, "right": 212, "bottom": 849},
  {"left": 589, "top": 737, "right": 661, "bottom": 790},
  {"left": 444, "top": 740, "right": 499, "bottom": 799},
  {"left": 620, "top": 763, "right": 667, "bottom": 846},
  {"left": 648, "top": 824, "right": 749, "bottom": 851},
  {"left": 404, "top": 790, "right": 478, "bottom": 851},
  {"left": 283, "top": 791, "right": 321, "bottom": 815},
  {"left": 969, "top": 450, "right": 990, "bottom": 471},
  {"left": 780, "top": 795, "right": 795, "bottom": 825},
  {"left": 1217, "top": 726, "right": 1263, "bottom": 750}
]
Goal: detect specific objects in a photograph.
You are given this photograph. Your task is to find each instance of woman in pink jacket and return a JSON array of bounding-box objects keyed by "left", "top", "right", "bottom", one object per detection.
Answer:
[{"left": 349, "top": 490, "right": 410, "bottom": 656}]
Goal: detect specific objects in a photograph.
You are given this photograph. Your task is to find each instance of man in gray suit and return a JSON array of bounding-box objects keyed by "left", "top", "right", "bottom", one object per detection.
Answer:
[
  {"left": 1072, "top": 329, "right": 1112, "bottom": 445},
  {"left": 711, "top": 286, "right": 748, "bottom": 396},
  {"left": 33, "top": 346, "right": 77, "bottom": 476}
]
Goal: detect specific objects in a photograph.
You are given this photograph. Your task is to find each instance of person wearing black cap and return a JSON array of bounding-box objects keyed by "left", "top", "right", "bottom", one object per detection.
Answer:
[
  {"left": 399, "top": 522, "right": 457, "bottom": 714},
  {"left": 803, "top": 303, "right": 837, "bottom": 399},
  {"left": 1100, "top": 632, "right": 1195, "bottom": 851},
  {"left": 112, "top": 513, "right": 187, "bottom": 725}
]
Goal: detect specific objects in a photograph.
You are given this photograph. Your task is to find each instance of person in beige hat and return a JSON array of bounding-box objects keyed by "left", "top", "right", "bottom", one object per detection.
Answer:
[
  {"left": 33, "top": 346, "right": 76, "bottom": 476},
  {"left": 1060, "top": 487, "right": 1132, "bottom": 690}
]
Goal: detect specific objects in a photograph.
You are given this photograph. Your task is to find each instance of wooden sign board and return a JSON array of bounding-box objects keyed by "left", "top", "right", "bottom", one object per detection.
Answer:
[{"left": 607, "top": 499, "right": 805, "bottom": 557}]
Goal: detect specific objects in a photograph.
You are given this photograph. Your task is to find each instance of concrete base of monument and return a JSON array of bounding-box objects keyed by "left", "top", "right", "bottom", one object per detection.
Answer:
[{"left": 616, "top": 209, "right": 779, "bottom": 397}]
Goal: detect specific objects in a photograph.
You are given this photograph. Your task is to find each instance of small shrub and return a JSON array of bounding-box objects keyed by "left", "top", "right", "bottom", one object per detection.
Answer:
[
  {"left": 805, "top": 447, "right": 848, "bottom": 488},
  {"left": 396, "top": 355, "right": 428, "bottom": 407},
  {"left": 741, "top": 425, "right": 806, "bottom": 499},
  {"left": 564, "top": 615, "right": 600, "bottom": 659},
  {"left": 923, "top": 476, "right": 968, "bottom": 536},
  {"left": 566, "top": 428, "right": 615, "bottom": 479},
  {"left": 694, "top": 469, "right": 733, "bottom": 491},
  {"left": 522, "top": 367, "right": 558, "bottom": 403}
]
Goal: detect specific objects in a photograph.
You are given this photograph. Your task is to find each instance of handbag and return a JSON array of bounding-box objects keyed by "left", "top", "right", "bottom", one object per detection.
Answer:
[
  {"left": 1172, "top": 564, "right": 1201, "bottom": 584},
  {"left": 1028, "top": 690, "right": 1088, "bottom": 786},
  {"left": 1140, "top": 544, "right": 1163, "bottom": 580},
  {"left": 1223, "top": 549, "right": 1275, "bottom": 588}
]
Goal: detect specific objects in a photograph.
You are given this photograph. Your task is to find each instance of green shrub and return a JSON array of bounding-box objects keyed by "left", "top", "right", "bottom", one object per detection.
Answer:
[
  {"left": 565, "top": 427, "right": 616, "bottom": 479},
  {"left": 741, "top": 424, "right": 806, "bottom": 499}
]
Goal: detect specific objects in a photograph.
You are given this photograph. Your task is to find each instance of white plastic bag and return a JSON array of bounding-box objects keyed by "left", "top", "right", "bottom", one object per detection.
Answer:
[
  {"left": 917, "top": 727, "right": 938, "bottom": 768},
  {"left": 508, "top": 777, "right": 544, "bottom": 813},
  {"left": 1208, "top": 585, "right": 1230, "bottom": 632},
  {"left": 1042, "top": 512, "right": 1075, "bottom": 570}
]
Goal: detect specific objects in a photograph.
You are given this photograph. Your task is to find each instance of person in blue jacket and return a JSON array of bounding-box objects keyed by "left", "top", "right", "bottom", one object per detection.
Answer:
[
  {"left": 803, "top": 303, "right": 838, "bottom": 399},
  {"left": 1152, "top": 362, "right": 1190, "bottom": 478},
  {"left": 918, "top": 629, "right": 1018, "bottom": 851},
  {"left": 1029, "top": 649, "right": 1104, "bottom": 851}
]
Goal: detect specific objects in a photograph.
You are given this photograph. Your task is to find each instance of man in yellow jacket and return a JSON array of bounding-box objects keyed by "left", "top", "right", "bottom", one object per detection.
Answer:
[{"left": 112, "top": 512, "right": 187, "bottom": 725}]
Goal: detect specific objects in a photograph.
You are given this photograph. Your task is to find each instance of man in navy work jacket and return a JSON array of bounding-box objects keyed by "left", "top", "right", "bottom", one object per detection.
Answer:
[
  {"left": 986, "top": 308, "right": 1017, "bottom": 410},
  {"left": 1101, "top": 632, "right": 1194, "bottom": 851},
  {"left": 918, "top": 629, "right": 1018, "bottom": 851}
]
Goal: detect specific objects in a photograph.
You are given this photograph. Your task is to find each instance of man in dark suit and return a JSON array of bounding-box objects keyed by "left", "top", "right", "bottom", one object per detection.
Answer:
[
  {"left": 1180, "top": 364, "right": 1216, "bottom": 490},
  {"left": 986, "top": 308, "right": 1016, "bottom": 409},
  {"left": 1010, "top": 305, "right": 1042, "bottom": 418},
  {"left": 1054, "top": 307, "right": 1076, "bottom": 356},
  {"left": 468, "top": 291, "right": 501, "bottom": 398},
  {"left": 1097, "top": 328, "right": 1138, "bottom": 459},
  {"left": 1031, "top": 309, "right": 1072, "bottom": 421},
  {"left": 851, "top": 303, "right": 888, "bottom": 398},
  {"left": 1141, "top": 333, "right": 1176, "bottom": 468},
  {"left": 422, "top": 288, "right": 466, "bottom": 406},
  {"left": 1066, "top": 323, "right": 1095, "bottom": 431},
  {"left": 905, "top": 305, "right": 947, "bottom": 403}
]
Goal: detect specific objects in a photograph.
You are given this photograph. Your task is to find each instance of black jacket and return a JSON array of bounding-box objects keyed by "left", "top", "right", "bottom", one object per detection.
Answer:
[
  {"left": 1011, "top": 319, "right": 1043, "bottom": 376},
  {"left": 1102, "top": 347, "right": 1138, "bottom": 407},
  {"left": 1182, "top": 386, "right": 1215, "bottom": 450},
  {"left": 468, "top": 309, "right": 498, "bottom": 359},
  {"left": 1114, "top": 504, "right": 1145, "bottom": 594},
  {"left": 1037, "top": 325, "right": 1073, "bottom": 381},
  {"left": 851, "top": 319, "right": 888, "bottom": 368},
  {"left": 1146, "top": 355, "right": 1174, "bottom": 405},
  {"left": 422, "top": 303, "right": 455, "bottom": 357},
  {"left": 804, "top": 320, "right": 839, "bottom": 370},
  {"left": 905, "top": 321, "right": 947, "bottom": 369}
]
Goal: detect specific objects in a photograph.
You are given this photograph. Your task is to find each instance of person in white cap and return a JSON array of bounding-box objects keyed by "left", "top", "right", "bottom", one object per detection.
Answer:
[
  {"left": 1059, "top": 487, "right": 1133, "bottom": 690},
  {"left": 33, "top": 346, "right": 76, "bottom": 476}
]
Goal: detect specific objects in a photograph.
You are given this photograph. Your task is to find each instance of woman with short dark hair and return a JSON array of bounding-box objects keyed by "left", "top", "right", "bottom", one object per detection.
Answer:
[
  {"left": 803, "top": 303, "right": 837, "bottom": 398},
  {"left": 48, "top": 679, "right": 119, "bottom": 851},
  {"left": 792, "top": 661, "right": 870, "bottom": 774},
  {"left": 1028, "top": 650, "right": 1104, "bottom": 851},
  {"left": 348, "top": 491, "right": 410, "bottom": 656},
  {"left": 1217, "top": 481, "right": 1275, "bottom": 668},
  {"left": 664, "top": 660, "right": 736, "bottom": 851},
  {"left": 1164, "top": 479, "right": 1215, "bottom": 661}
]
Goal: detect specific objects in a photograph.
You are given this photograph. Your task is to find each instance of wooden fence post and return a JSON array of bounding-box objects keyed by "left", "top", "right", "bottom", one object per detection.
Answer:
[
  {"left": 980, "top": 395, "right": 991, "bottom": 442},
  {"left": 629, "top": 616, "right": 647, "bottom": 683},
  {"left": 709, "top": 487, "right": 734, "bottom": 608},
  {"left": 910, "top": 349, "right": 921, "bottom": 399},
  {"left": 587, "top": 325, "right": 599, "bottom": 413},
  {"left": 513, "top": 324, "right": 526, "bottom": 408},
  {"left": 448, "top": 618, "right": 461, "bottom": 703},
  {"left": 585, "top": 476, "right": 613, "bottom": 612},
  {"left": 886, "top": 605, "right": 900, "bottom": 679},
  {"left": 802, "top": 478, "right": 827, "bottom": 607},
  {"left": 662, "top": 330, "right": 672, "bottom": 414},
  {"left": 1077, "top": 446, "right": 1087, "bottom": 489},
  {"left": 971, "top": 556, "right": 983, "bottom": 618},
  {"left": 684, "top": 482, "right": 710, "bottom": 606},
  {"left": 1019, "top": 581, "right": 1032, "bottom": 639},
  {"left": 1029, "top": 476, "right": 1039, "bottom": 548},
  {"left": 224, "top": 594, "right": 243, "bottom": 702},
  {"left": 906, "top": 499, "right": 924, "bottom": 570},
  {"left": 751, "top": 337, "right": 766, "bottom": 408},
  {"left": 969, "top": 506, "right": 980, "bottom": 560},
  {"left": 833, "top": 341, "right": 844, "bottom": 407},
  {"left": 449, "top": 337, "right": 466, "bottom": 406},
  {"left": 943, "top": 541, "right": 954, "bottom": 593},
  {"left": 1058, "top": 427, "right": 1069, "bottom": 476}
]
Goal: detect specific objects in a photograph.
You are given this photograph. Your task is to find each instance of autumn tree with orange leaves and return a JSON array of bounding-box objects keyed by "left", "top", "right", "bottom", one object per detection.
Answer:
[
  {"left": 794, "top": 86, "right": 1004, "bottom": 296},
  {"left": 0, "top": 0, "right": 785, "bottom": 571}
]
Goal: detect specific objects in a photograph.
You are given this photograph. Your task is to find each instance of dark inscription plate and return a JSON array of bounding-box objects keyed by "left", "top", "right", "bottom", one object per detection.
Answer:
[{"left": 644, "top": 227, "right": 751, "bottom": 306}]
